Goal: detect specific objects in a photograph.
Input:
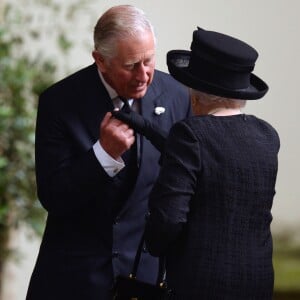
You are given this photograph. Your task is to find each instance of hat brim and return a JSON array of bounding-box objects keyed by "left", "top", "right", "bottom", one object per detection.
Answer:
[{"left": 167, "top": 50, "right": 268, "bottom": 100}]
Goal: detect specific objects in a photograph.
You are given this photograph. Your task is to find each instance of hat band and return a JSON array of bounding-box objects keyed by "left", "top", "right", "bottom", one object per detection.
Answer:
[
  {"left": 191, "top": 41, "right": 255, "bottom": 72},
  {"left": 189, "top": 56, "right": 251, "bottom": 90}
]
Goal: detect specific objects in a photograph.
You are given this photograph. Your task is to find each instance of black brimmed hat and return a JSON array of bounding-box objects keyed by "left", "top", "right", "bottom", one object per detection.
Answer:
[{"left": 167, "top": 27, "right": 268, "bottom": 100}]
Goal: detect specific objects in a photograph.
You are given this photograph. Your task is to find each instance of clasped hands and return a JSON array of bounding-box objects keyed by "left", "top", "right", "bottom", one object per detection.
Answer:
[
  {"left": 111, "top": 109, "right": 167, "bottom": 153},
  {"left": 99, "top": 109, "right": 167, "bottom": 160}
]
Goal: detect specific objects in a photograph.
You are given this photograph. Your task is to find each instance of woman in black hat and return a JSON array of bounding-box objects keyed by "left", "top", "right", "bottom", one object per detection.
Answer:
[{"left": 113, "top": 28, "right": 280, "bottom": 299}]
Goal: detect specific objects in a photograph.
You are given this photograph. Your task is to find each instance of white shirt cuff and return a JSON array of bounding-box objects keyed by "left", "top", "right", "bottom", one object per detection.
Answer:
[{"left": 93, "top": 141, "right": 125, "bottom": 177}]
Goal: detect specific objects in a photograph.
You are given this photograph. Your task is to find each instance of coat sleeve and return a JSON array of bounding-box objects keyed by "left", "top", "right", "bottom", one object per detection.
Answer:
[
  {"left": 35, "top": 91, "right": 112, "bottom": 217},
  {"left": 145, "top": 120, "right": 201, "bottom": 256}
]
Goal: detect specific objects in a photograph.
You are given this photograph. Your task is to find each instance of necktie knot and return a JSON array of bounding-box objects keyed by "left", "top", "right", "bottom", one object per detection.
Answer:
[{"left": 119, "top": 97, "right": 131, "bottom": 113}]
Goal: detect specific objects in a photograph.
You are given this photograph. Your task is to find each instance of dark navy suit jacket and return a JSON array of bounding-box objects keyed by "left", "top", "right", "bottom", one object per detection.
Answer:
[{"left": 26, "top": 63, "right": 191, "bottom": 300}]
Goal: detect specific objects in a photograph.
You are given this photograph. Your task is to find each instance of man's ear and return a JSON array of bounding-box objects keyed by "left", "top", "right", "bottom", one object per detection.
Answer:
[{"left": 92, "top": 51, "right": 106, "bottom": 72}]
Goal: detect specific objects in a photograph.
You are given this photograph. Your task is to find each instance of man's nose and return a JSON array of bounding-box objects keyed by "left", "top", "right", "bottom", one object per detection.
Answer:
[{"left": 135, "top": 64, "right": 148, "bottom": 81}]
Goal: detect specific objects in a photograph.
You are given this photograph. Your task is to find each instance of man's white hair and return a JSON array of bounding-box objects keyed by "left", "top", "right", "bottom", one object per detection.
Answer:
[{"left": 93, "top": 5, "right": 156, "bottom": 60}]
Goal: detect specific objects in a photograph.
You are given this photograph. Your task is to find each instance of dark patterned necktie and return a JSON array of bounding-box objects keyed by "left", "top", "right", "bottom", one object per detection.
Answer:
[
  {"left": 112, "top": 97, "right": 138, "bottom": 215},
  {"left": 117, "top": 97, "right": 138, "bottom": 167},
  {"left": 117, "top": 97, "right": 141, "bottom": 168},
  {"left": 119, "top": 97, "right": 131, "bottom": 113}
]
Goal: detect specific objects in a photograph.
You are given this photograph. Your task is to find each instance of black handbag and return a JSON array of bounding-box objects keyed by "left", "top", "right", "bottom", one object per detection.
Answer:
[{"left": 113, "top": 232, "right": 170, "bottom": 300}]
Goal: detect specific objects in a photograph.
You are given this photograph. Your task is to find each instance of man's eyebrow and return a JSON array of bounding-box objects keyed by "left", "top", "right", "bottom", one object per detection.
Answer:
[{"left": 123, "top": 53, "right": 155, "bottom": 65}]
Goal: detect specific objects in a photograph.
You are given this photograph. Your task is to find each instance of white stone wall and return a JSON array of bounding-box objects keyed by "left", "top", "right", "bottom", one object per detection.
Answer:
[{"left": 1, "top": 228, "right": 40, "bottom": 300}]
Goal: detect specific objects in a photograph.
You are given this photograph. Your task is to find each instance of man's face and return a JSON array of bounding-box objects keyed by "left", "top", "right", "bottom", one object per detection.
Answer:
[{"left": 94, "top": 31, "right": 156, "bottom": 99}]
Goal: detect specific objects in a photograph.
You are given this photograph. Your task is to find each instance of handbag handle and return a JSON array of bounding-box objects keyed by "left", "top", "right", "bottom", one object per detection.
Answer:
[{"left": 129, "top": 231, "right": 166, "bottom": 287}]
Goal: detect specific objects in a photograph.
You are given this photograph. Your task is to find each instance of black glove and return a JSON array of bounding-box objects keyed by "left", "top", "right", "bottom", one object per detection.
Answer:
[{"left": 111, "top": 110, "right": 167, "bottom": 153}]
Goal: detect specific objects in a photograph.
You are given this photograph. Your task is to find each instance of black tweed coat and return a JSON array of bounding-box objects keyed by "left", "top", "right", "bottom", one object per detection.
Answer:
[{"left": 145, "top": 114, "right": 280, "bottom": 300}]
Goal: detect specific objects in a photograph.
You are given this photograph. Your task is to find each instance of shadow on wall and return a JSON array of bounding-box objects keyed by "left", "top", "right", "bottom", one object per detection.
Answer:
[{"left": 273, "top": 291, "right": 300, "bottom": 300}]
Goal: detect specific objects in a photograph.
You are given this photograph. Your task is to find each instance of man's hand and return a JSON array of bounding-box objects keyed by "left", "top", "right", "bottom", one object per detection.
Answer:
[
  {"left": 111, "top": 110, "right": 167, "bottom": 153},
  {"left": 99, "top": 112, "right": 135, "bottom": 159}
]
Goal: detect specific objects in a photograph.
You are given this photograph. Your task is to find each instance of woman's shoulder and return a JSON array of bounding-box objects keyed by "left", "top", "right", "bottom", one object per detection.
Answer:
[{"left": 246, "top": 115, "right": 280, "bottom": 142}]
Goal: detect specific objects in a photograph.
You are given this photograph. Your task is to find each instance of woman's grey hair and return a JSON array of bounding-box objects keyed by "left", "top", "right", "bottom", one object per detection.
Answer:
[
  {"left": 190, "top": 89, "right": 246, "bottom": 108},
  {"left": 94, "top": 5, "right": 156, "bottom": 60}
]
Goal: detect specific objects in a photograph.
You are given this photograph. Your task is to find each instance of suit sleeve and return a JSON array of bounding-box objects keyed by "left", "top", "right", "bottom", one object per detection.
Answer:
[
  {"left": 145, "top": 121, "right": 201, "bottom": 256},
  {"left": 35, "top": 92, "right": 112, "bottom": 216}
]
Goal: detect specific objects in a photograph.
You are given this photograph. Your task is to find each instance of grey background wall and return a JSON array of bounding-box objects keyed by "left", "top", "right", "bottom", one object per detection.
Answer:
[{"left": 2, "top": 1, "right": 299, "bottom": 299}]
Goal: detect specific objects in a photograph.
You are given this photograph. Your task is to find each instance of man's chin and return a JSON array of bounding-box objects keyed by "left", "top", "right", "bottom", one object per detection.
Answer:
[{"left": 131, "top": 89, "right": 147, "bottom": 99}]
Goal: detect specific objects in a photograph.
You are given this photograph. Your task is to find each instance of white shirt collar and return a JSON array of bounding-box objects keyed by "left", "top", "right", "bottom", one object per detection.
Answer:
[
  {"left": 97, "top": 68, "right": 134, "bottom": 107},
  {"left": 97, "top": 69, "right": 118, "bottom": 100}
]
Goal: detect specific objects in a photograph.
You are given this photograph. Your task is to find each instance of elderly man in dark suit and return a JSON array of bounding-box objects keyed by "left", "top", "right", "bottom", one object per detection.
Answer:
[{"left": 25, "top": 5, "right": 191, "bottom": 300}]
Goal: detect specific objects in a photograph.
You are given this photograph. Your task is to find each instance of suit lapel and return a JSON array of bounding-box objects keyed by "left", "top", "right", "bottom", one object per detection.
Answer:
[
  {"left": 77, "top": 64, "right": 114, "bottom": 142},
  {"left": 140, "top": 76, "right": 164, "bottom": 120}
]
